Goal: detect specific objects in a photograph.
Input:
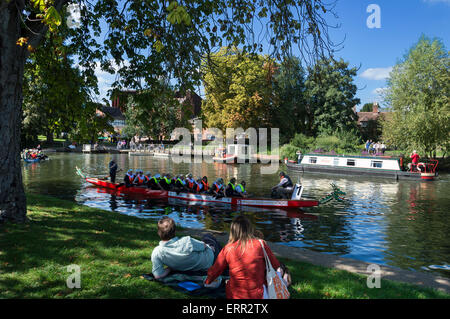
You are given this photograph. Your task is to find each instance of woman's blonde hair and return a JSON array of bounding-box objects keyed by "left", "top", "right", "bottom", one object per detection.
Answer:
[{"left": 228, "top": 215, "right": 255, "bottom": 252}]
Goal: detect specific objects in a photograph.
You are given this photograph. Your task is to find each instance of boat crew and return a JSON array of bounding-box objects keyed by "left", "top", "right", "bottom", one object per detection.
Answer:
[
  {"left": 225, "top": 178, "right": 238, "bottom": 197},
  {"left": 147, "top": 174, "right": 163, "bottom": 190},
  {"left": 235, "top": 180, "right": 247, "bottom": 198},
  {"left": 134, "top": 170, "right": 146, "bottom": 186},
  {"left": 193, "top": 178, "right": 204, "bottom": 193},
  {"left": 124, "top": 169, "right": 135, "bottom": 187},
  {"left": 209, "top": 178, "right": 225, "bottom": 197},
  {"left": 271, "top": 171, "right": 294, "bottom": 199},
  {"left": 144, "top": 172, "right": 152, "bottom": 185},
  {"left": 185, "top": 173, "right": 196, "bottom": 191},
  {"left": 159, "top": 173, "right": 173, "bottom": 190},
  {"left": 174, "top": 175, "right": 189, "bottom": 192},
  {"left": 201, "top": 176, "right": 209, "bottom": 191}
]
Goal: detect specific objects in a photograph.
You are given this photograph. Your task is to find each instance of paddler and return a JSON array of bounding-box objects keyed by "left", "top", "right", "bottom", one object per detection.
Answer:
[
  {"left": 159, "top": 173, "right": 173, "bottom": 190},
  {"left": 209, "top": 178, "right": 225, "bottom": 197},
  {"left": 225, "top": 177, "right": 238, "bottom": 197},
  {"left": 174, "top": 174, "right": 189, "bottom": 192},
  {"left": 271, "top": 171, "right": 294, "bottom": 199},
  {"left": 235, "top": 180, "right": 247, "bottom": 198},
  {"left": 133, "top": 170, "right": 146, "bottom": 186},
  {"left": 147, "top": 174, "right": 163, "bottom": 190},
  {"left": 124, "top": 169, "right": 135, "bottom": 187},
  {"left": 185, "top": 173, "right": 196, "bottom": 191}
]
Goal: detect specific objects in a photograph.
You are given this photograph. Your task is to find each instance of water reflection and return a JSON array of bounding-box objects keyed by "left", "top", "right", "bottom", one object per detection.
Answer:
[{"left": 22, "top": 152, "right": 450, "bottom": 277}]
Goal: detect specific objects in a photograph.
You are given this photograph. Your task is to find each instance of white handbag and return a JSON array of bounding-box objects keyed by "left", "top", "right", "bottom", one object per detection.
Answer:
[{"left": 259, "top": 240, "right": 290, "bottom": 299}]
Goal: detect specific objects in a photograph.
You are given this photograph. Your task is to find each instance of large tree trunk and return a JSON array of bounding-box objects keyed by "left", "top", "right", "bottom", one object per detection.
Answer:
[{"left": 0, "top": 2, "right": 28, "bottom": 223}]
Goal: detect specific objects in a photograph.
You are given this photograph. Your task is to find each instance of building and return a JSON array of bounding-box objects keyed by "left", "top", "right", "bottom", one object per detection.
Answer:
[
  {"left": 354, "top": 102, "right": 390, "bottom": 140},
  {"left": 96, "top": 105, "right": 126, "bottom": 135}
]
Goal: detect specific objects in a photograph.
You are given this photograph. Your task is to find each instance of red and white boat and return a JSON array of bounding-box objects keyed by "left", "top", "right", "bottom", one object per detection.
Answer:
[{"left": 77, "top": 168, "right": 319, "bottom": 209}]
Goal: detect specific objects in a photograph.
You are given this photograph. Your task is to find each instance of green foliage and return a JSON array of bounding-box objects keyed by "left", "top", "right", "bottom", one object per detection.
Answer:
[
  {"left": 272, "top": 56, "right": 308, "bottom": 144},
  {"left": 382, "top": 36, "right": 450, "bottom": 157},
  {"left": 360, "top": 102, "right": 374, "bottom": 112},
  {"left": 202, "top": 47, "right": 276, "bottom": 131},
  {"left": 121, "top": 85, "right": 192, "bottom": 140},
  {"left": 280, "top": 130, "right": 361, "bottom": 160},
  {"left": 305, "top": 58, "right": 360, "bottom": 136}
]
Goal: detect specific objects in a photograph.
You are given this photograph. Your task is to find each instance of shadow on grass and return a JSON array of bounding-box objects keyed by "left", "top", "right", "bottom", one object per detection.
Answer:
[{"left": 0, "top": 194, "right": 192, "bottom": 298}]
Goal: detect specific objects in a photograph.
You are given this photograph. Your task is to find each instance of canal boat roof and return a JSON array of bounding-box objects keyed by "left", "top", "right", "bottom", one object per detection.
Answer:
[{"left": 303, "top": 153, "right": 401, "bottom": 161}]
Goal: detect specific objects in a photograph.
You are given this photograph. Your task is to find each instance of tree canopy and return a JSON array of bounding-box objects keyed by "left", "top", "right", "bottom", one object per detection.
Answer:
[{"left": 381, "top": 36, "right": 450, "bottom": 157}]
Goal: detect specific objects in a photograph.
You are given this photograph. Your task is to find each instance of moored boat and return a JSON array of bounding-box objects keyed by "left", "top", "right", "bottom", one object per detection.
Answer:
[{"left": 287, "top": 153, "right": 438, "bottom": 181}]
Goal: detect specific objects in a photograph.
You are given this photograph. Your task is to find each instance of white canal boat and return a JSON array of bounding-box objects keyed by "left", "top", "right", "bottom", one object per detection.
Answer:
[{"left": 286, "top": 153, "right": 438, "bottom": 181}]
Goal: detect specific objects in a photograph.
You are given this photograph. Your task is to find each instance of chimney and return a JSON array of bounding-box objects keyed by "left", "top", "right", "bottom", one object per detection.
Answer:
[{"left": 373, "top": 102, "right": 379, "bottom": 113}]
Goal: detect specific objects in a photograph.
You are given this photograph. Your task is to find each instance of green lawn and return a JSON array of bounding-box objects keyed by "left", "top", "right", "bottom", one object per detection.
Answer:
[{"left": 0, "top": 194, "right": 448, "bottom": 299}]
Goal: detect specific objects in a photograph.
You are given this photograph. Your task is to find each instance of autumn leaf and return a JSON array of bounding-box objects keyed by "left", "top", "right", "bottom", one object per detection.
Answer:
[{"left": 16, "top": 37, "right": 29, "bottom": 47}]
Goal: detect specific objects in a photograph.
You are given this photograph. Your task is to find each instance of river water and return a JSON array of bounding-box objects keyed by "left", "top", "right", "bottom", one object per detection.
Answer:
[{"left": 22, "top": 152, "right": 450, "bottom": 277}]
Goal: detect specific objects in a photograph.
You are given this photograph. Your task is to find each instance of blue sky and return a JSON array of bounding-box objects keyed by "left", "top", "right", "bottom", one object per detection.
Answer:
[
  {"left": 93, "top": 0, "right": 449, "bottom": 110},
  {"left": 324, "top": 0, "right": 450, "bottom": 110}
]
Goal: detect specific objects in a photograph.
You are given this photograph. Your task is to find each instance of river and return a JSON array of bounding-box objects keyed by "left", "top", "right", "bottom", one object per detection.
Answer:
[{"left": 22, "top": 152, "right": 450, "bottom": 277}]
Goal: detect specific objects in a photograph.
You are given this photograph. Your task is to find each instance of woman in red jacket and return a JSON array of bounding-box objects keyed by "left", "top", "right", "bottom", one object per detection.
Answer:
[{"left": 204, "top": 215, "right": 281, "bottom": 299}]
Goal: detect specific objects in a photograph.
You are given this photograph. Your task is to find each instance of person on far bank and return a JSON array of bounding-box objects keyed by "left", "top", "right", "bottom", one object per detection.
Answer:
[
  {"left": 271, "top": 172, "right": 294, "bottom": 199},
  {"left": 109, "top": 159, "right": 118, "bottom": 183},
  {"left": 151, "top": 216, "right": 221, "bottom": 280},
  {"left": 204, "top": 215, "right": 282, "bottom": 299}
]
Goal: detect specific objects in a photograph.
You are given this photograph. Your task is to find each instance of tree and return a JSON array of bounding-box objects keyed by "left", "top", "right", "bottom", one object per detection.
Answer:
[
  {"left": 304, "top": 58, "right": 360, "bottom": 136},
  {"left": 381, "top": 36, "right": 450, "bottom": 157},
  {"left": 22, "top": 31, "right": 100, "bottom": 144},
  {"left": 202, "top": 47, "right": 276, "bottom": 131},
  {"left": 1, "top": 0, "right": 339, "bottom": 223},
  {"left": 272, "top": 56, "right": 307, "bottom": 144},
  {"left": 361, "top": 102, "right": 374, "bottom": 112}
]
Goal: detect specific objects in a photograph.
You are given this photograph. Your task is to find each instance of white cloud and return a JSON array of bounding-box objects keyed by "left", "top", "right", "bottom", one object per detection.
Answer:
[{"left": 360, "top": 67, "right": 393, "bottom": 80}]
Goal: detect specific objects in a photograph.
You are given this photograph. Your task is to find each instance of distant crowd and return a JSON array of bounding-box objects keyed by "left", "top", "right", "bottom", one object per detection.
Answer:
[{"left": 365, "top": 140, "right": 386, "bottom": 155}]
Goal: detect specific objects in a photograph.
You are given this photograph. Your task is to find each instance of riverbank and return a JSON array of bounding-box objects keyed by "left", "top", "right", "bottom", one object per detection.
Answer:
[{"left": 1, "top": 194, "right": 448, "bottom": 299}]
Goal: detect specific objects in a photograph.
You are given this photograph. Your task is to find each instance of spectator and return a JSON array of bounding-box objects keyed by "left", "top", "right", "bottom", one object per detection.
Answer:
[
  {"left": 204, "top": 216, "right": 283, "bottom": 299},
  {"left": 151, "top": 217, "right": 220, "bottom": 279}
]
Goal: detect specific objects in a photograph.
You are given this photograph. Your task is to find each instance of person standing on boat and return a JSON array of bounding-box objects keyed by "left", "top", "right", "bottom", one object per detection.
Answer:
[
  {"left": 109, "top": 159, "right": 118, "bottom": 183},
  {"left": 297, "top": 151, "right": 302, "bottom": 164},
  {"left": 271, "top": 172, "right": 294, "bottom": 199},
  {"left": 410, "top": 150, "right": 420, "bottom": 172}
]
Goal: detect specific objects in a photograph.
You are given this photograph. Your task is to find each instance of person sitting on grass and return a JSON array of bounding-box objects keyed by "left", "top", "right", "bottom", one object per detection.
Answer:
[
  {"left": 151, "top": 216, "right": 221, "bottom": 280},
  {"left": 204, "top": 215, "right": 284, "bottom": 299}
]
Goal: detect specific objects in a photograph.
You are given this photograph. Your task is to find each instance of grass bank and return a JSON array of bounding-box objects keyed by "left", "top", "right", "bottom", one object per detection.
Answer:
[{"left": 1, "top": 194, "right": 448, "bottom": 299}]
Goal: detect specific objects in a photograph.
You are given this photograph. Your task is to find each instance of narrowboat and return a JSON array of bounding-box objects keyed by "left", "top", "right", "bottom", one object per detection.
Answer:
[{"left": 286, "top": 154, "right": 438, "bottom": 181}]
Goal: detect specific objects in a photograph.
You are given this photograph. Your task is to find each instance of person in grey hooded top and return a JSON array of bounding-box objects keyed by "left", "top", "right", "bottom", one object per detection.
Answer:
[{"left": 151, "top": 216, "right": 216, "bottom": 279}]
